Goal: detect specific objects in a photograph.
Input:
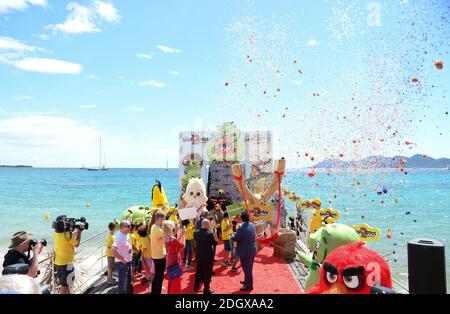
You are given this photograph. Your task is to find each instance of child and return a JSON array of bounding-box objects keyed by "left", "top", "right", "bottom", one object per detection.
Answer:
[
  {"left": 221, "top": 212, "right": 232, "bottom": 266},
  {"left": 105, "top": 222, "right": 117, "bottom": 284},
  {"left": 130, "top": 223, "right": 142, "bottom": 280},
  {"left": 231, "top": 216, "right": 240, "bottom": 272},
  {"left": 163, "top": 220, "right": 185, "bottom": 294},
  {"left": 169, "top": 208, "right": 179, "bottom": 224},
  {"left": 182, "top": 219, "right": 194, "bottom": 270},
  {"left": 137, "top": 226, "right": 154, "bottom": 287}
]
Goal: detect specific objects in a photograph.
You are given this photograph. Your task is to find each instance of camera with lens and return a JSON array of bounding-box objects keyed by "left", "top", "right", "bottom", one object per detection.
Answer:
[
  {"left": 29, "top": 239, "right": 47, "bottom": 251},
  {"left": 52, "top": 215, "right": 89, "bottom": 233}
]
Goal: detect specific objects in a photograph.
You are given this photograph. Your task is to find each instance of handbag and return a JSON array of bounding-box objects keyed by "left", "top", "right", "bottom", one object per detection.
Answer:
[{"left": 167, "top": 238, "right": 182, "bottom": 280}]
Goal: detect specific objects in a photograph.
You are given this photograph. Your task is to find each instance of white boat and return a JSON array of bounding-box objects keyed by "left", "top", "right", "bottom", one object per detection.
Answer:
[{"left": 86, "top": 136, "right": 108, "bottom": 171}]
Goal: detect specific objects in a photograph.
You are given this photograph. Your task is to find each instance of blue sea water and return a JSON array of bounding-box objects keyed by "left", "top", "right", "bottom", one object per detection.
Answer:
[{"left": 0, "top": 167, "right": 448, "bottom": 289}]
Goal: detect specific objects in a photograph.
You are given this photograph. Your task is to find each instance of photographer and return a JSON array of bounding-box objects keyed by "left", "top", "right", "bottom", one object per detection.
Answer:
[
  {"left": 53, "top": 215, "right": 86, "bottom": 294},
  {"left": 2, "top": 231, "right": 43, "bottom": 278}
]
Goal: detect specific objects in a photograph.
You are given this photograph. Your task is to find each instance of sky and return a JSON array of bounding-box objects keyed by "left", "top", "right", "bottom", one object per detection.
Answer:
[{"left": 0, "top": 0, "right": 448, "bottom": 168}]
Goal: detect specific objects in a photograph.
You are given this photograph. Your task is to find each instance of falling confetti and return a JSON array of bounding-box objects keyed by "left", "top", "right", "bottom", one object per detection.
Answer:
[{"left": 434, "top": 59, "right": 443, "bottom": 70}]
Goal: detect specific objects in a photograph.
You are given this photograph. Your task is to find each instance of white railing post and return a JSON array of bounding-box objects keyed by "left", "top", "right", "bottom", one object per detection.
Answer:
[
  {"left": 100, "top": 247, "right": 104, "bottom": 271},
  {"left": 51, "top": 255, "right": 55, "bottom": 294}
]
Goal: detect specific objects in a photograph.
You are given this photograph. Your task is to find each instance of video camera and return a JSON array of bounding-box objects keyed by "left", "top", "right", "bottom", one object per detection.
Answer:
[{"left": 52, "top": 215, "right": 89, "bottom": 233}]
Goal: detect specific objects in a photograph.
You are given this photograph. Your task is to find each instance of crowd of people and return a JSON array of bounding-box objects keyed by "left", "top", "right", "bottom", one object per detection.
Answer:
[
  {"left": 2, "top": 216, "right": 86, "bottom": 294},
  {"left": 0, "top": 200, "right": 257, "bottom": 295},
  {"left": 106, "top": 205, "right": 258, "bottom": 294}
]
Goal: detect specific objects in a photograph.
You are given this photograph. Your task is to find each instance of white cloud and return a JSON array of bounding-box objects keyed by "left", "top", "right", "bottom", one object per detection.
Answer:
[
  {"left": 13, "top": 95, "right": 33, "bottom": 101},
  {"left": 47, "top": 1, "right": 120, "bottom": 34},
  {"left": 47, "top": 2, "right": 100, "bottom": 34},
  {"left": 34, "top": 33, "right": 49, "bottom": 41},
  {"left": 0, "top": 114, "right": 99, "bottom": 166},
  {"left": 0, "top": 36, "right": 81, "bottom": 74},
  {"left": 139, "top": 80, "right": 166, "bottom": 88},
  {"left": 128, "top": 106, "right": 143, "bottom": 112},
  {"left": 81, "top": 104, "right": 97, "bottom": 109},
  {"left": 93, "top": 0, "right": 120, "bottom": 23},
  {"left": 169, "top": 70, "right": 179, "bottom": 76},
  {"left": 0, "top": 114, "right": 178, "bottom": 167},
  {"left": 156, "top": 45, "right": 181, "bottom": 54},
  {"left": 0, "top": 0, "right": 47, "bottom": 14},
  {"left": 0, "top": 36, "right": 39, "bottom": 53},
  {"left": 0, "top": 115, "right": 98, "bottom": 147},
  {"left": 307, "top": 38, "right": 320, "bottom": 47},
  {"left": 136, "top": 53, "right": 152, "bottom": 59},
  {"left": 13, "top": 57, "right": 82, "bottom": 74}
]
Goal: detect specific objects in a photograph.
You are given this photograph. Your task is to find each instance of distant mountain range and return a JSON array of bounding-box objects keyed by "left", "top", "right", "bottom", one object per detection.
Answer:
[
  {"left": 0, "top": 165, "right": 33, "bottom": 168},
  {"left": 314, "top": 154, "right": 450, "bottom": 168}
]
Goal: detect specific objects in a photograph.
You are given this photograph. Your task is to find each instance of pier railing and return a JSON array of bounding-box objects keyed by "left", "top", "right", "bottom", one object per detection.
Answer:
[{"left": 37, "top": 229, "right": 109, "bottom": 294}]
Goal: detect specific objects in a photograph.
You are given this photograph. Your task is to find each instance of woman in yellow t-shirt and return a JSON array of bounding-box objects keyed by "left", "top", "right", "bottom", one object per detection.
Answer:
[{"left": 150, "top": 210, "right": 167, "bottom": 294}]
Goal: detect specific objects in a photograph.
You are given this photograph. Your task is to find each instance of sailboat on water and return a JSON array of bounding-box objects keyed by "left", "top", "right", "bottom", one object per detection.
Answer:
[{"left": 86, "top": 136, "right": 108, "bottom": 171}]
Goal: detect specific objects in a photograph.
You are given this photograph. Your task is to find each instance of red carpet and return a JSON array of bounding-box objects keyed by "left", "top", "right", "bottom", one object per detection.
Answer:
[{"left": 133, "top": 242, "right": 302, "bottom": 294}]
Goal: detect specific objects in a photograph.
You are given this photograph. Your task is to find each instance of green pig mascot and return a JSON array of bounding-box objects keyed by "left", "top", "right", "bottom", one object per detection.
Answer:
[
  {"left": 120, "top": 205, "right": 151, "bottom": 225},
  {"left": 296, "top": 223, "right": 360, "bottom": 291}
]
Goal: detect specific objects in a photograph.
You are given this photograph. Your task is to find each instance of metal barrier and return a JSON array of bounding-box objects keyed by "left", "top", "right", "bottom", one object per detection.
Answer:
[{"left": 38, "top": 229, "right": 109, "bottom": 294}]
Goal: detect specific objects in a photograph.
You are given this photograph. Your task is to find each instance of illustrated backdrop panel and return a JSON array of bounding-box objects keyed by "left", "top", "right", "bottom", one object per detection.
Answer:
[{"left": 179, "top": 132, "right": 212, "bottom": 199}]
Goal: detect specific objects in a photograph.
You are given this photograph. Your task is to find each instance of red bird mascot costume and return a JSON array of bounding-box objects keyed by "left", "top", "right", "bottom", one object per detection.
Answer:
[{"left": 307, "top": 242, "right": 392, "bottom": 294}]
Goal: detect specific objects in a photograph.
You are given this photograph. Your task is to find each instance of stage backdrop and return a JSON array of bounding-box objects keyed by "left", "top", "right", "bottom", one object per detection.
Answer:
[
  {"left": 179, "top": 132, "right": 212, "bottom": 199},
  {"left": 179, "top": 129, "right": 273, "bottom": 202}
]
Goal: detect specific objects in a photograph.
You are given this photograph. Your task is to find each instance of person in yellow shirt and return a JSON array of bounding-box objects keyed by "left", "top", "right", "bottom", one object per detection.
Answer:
[
  {"left": 221, "top": 212, "right": 233, "bottom": 266},
  {"left": 182, "top": 219, "right": 194, "bottom": 270},
  {"left": 137, "top": 226, "right": 154, "bottom": 289},
  {"left": 308, "top": 199, "right": 322, "bottom": 234},
  {"left": 150, "top": 210, "right": 166, "bottom": 294},
  {"left": 130, "top": 224, "right": 142, "bottom": 279},
  {"left": 53, "top": 216, "right": 85, "bottom": 294},
  {"left": 169, "top": 208, "right": 179, "bottom": 224},
  {"left": 231, "top": 216, "right": 241, "bottom": 272},
  {"left": 105, "top": 222, "right": 117, "bottom": 285}
]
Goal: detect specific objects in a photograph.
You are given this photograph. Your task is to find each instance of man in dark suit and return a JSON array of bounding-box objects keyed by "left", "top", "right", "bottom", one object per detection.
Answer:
[
  {"left": 232, "top": 212, "right": 257, "bottom": 291},
  {"left": 193, "top": 219, "right": 217, "bottom": 294}
]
